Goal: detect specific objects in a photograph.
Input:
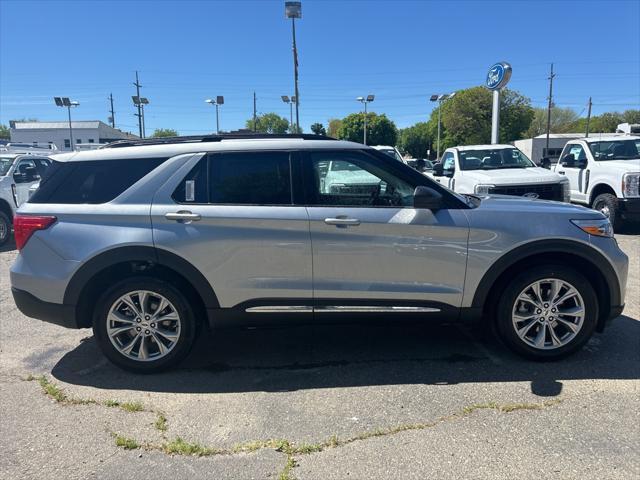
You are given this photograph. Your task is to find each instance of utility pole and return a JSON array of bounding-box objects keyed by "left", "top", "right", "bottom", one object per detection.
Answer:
[
  {"left": 108, "top": 93, "right": 115, "bottom": 128},
  {"left": 285, "top": 2, "right": 302, "bottom": 132},
  {"left": 133, "top": 71, "right": 143, "bottom": 138},
  {"left": 545, "top": 63, "right": 555, "bottom": 157},
  {"left": 253, "top": 92, "right": 257, "bottom": 132},
  {"left": 585, "top": 97, "right": 593, "bottom": 138}
]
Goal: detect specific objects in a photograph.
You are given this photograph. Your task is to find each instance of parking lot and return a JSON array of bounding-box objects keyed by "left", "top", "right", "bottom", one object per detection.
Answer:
[{"left": 0, "top": 231, "right": 638, "bottom": 479}]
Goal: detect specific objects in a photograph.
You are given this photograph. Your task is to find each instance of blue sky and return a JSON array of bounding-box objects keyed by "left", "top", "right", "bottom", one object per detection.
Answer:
[{"left": 1, "top": 0, "right": 639, "bottom": 136}]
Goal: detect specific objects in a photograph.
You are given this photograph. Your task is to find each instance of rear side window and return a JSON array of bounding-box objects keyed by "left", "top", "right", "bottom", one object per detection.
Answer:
[
  {"left": 209, "top": 152, "right": 292, "bottom": 205},
  {"left": 30, "top": 158, "right": 166, "bottom": 204}
]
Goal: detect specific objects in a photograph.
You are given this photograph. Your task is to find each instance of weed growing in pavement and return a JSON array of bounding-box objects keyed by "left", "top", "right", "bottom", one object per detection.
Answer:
[
  {"left": 114, "top": 435, "right": 139, "bottom": 450},
  {"left": 155, "top": 413, "right": 168, "bottom": 432}
]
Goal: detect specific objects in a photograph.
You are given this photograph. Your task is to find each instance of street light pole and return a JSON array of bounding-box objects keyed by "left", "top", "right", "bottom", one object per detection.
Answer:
[
  {"left": 54, "top": 97, "right": 79, "bottom": 151},
  {"left": 285, "top": 2, "right": 302, "bottom": 132},
  {"left": 67, "top": 105, "right": 74, "bottom": 148},
  {"left": 205, "top": 97, "right": 225, "bottom": 134},
  {"left": 357, "top": 95, "right": 375, "bottom": 145},
  {"left": 429, "top": 92, "right": 455, "bottom": 160}
]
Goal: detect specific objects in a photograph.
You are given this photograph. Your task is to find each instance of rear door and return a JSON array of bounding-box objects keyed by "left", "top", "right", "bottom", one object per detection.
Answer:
[
  {"left": 303, "top": 149, "right": 469, "bottom": 314},
  {"left": 151, "top": 151, "right": 313, "bottom": 310}
]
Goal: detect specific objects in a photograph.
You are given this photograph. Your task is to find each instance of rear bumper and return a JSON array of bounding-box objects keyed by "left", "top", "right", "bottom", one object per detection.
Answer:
[
  {"left": 11, "top": 287, "right": 79, "bottom": 329},
  {"left": 618, "top": 198, "right": 640, "bottom": 221}
]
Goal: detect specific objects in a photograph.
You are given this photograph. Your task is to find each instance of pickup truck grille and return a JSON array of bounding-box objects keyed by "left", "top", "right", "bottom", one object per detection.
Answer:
[{"left": 489, "top": 183, "right": 563, "bottom": 201}]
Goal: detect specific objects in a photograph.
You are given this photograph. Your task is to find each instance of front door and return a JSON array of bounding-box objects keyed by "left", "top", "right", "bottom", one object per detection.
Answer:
[
  {"left": 151, "top": 151, "right": 312, "bottom": 310},
  {"left": 557, "top": 144, "right": 589, "bottom": 203},
  {"left": 303, "top": 150, "right": 469, "bottom": 314}
]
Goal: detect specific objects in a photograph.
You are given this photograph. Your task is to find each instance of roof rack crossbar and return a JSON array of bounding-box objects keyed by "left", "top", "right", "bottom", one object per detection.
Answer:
[{"left": 104, "top": 133, "right": 336, "bottom": 149}]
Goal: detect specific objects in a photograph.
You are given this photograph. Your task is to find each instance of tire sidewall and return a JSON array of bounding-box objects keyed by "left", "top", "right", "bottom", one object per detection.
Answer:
[
  {"left": 496, "top": 265, "right": 598, "bottom": 360},
  {"left": 593, "top": 193, "right": 621, "bottom": 230},
  {"left": 0, "top": 211, "right": 11, "bottom": 246},
  {"left": 93, "top": 277, "right": 197, "bottom": 373}
]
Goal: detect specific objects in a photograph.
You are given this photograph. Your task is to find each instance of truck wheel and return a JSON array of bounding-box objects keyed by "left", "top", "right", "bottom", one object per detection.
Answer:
[
  {"left": 495, "top": 264, "right": 597, "bottom": 361},
  {"left": 592, "top": 193, "right": 622, "bottom": 230},
  {"left": 93, "top": 277, "right": 198, "bottom": 373},
  {"left": 0, "top": 211, "right": 11, "bottom": 247}
]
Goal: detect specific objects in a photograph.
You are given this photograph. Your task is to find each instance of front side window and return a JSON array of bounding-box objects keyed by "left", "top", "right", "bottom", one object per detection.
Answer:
[
  {"left": 209, "top": 151, "right": 292, "bottom": 205},
  {"left": 589, "top": 140, "right": 639, "bottom": 161},
  {"left": 309, "top": 151, "right": 414, "bottom": 207},
  {"left": 0, "top": 156, "right": 16, "bottom": 176},
  {"left": 568, "top": 144, "right": 586, "bottom": 161},
  {"left": 459, "top": 148, "right": 534, "bottom": 170},
  {"left": 442, "top": 152, "right": 455, "bottom": 171}
]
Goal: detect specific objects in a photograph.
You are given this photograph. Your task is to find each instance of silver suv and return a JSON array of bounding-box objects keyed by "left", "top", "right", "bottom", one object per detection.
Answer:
[{"left": 10, "top": 135, "right": 628, "bottom": 372}]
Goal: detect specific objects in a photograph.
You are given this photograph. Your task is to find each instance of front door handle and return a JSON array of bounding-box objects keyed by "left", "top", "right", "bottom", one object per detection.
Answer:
[
  {"left": 324, "top": 217, "right": 361, "bottom": 227},
  {"left": 558, "top": 171, "right": 565, "bottom": 175},
  {"left": 165, "top": 210, "right": 201, "bottom": 223}
]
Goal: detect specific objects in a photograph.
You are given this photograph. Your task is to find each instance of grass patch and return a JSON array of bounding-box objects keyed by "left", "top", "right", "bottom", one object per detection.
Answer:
[
  {"left": 162, "top": 437, "right": 223, "bottom": 456},
  {"left": 120, "top": 401, "right": 144, "bottom": 413},
  {"left": 37, "top": 375, "right": 68, "bottom": 403},
  {"left": 104, "top": 400, "right": 120, "bottom": 408},
  {"left": 279, "top": 455, "right": 298, "bottom": 480},
  {"left": 155, "top": 413, "right": 168, "bottom": 432},
  {"left": 115, "top": 435, "right": 140, "bottom": 450}
]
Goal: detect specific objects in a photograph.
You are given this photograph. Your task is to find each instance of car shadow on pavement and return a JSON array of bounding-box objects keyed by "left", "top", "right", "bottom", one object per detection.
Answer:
[
  {"left": 51, "top": 314, "right": 640, "bottom": 397},
  {"left": 0, "top": 239, "right": 16, "bottom": 253}
]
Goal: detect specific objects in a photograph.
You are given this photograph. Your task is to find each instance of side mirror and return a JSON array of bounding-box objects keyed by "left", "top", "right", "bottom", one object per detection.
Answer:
[
  {"left": 561, "top": 154, "right": 575, "bottom": 167},
  {"left": 413, "top": 186, "right": 443, "bottom": 210},
  {"left": 541, "top": 157, "right": 551, "bottom": 169},
  {"left": 443, "top": 168, "right": 455, "bottom": 178},
  {"left": 575, "top": 158, "right": 587, "bottom": 169},
  {"left": 432, "top": 163, "right": 444, "bottom": 176}
]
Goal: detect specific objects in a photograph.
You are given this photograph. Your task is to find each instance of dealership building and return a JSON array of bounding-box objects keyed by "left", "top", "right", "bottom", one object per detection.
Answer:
[{"left": 9, "top": 120, "right": 138, "bottom": 151}]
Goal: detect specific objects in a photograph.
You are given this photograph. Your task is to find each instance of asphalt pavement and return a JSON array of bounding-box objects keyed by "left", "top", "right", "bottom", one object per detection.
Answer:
[{"left": 1, "top": 233, "right": 638, "bottom": 480}]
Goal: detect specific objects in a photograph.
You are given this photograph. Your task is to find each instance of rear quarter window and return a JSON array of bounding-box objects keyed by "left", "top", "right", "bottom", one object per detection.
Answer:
[{"left": 29, "top": 157, "right": 166, "bottom": 204}]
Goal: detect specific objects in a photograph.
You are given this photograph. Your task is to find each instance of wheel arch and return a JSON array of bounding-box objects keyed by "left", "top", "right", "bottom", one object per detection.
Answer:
[
  {"left": 589, "top": 183, "right": 617, "bottom": 205},
  {"left": 473, "top": 240, "right": 621, "bottom": 331},
  {"left": 64, "top": 246, "right": 219, "bottom": 328}
]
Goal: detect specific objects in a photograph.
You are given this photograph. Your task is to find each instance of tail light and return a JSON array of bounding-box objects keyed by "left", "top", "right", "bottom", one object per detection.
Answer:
[{"left": 13, "top": 214, "right": 57, "bottom": 251}]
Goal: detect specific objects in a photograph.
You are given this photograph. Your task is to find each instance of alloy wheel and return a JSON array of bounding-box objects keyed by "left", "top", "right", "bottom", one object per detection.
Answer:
[
  {"left": 107, "top": 290, "right": 181, "bottom": 362},
  {"left": 511, "top": 278, "right": 585, "bottom": 350}
]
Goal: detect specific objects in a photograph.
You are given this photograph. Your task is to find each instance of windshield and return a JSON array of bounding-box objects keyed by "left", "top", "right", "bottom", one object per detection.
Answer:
[
  {"left": 379, "top": 148, "right": 403, "bottom": 162},
  {"left": 0, "top": 156, "right": 16, "bottom": 176},
  {"left": 459, "top": 148, "right": 535, "bottom": 170},
  {"left": 588, "top": 139, "right": 640, "bottom": 161}
]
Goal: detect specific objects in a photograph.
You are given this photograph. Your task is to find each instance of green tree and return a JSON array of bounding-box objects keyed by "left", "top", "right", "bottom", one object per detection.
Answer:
[
  {"left": 327, "top": 118, "right": 342, "bottom": 138},
  {"left": 430, "top": 86, "right": 534, "bottom": 151},
  {"left": 152, "top": 128, "right": 178, "bottom": 137},
  {"left": 245, "top": 113, "right": 289, "bottom": 134},
  {"left": 622, "top": 109, "right": 640, "bottom": 124},
  {"left": 398, "top": 122, "right": 432, "bottom": 158},
  {"left": 310, "top": 122, "right": 327, "bottom": 136},
  {"left": 336, "top": 112, "right": 398, "bottom": 146},
  {"left": 526, "top": 107, "right": 579, "bottom": 137},
  {"left": 571, "top": 112, "right": 624, "bottom": 133},
  {"left": 0, "top": 124, "right": 9, "bottom": 140}
]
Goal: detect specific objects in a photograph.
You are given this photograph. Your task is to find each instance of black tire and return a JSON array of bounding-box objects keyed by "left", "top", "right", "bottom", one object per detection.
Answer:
[
  {"left": 93, "top": 276, "right": 198, "bottom": 373},
  {"left": 0, "top": 211, "right": 11, "bottom": 247},
  {"left": 495, "top": 264, "right": 598, "bottom": 361},
  {"left": 592, "top": 193, "right": 622, "bottom": 231}
]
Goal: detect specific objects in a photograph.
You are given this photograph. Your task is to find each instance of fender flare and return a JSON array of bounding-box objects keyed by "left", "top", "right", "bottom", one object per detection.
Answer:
[
  {"left": 63, "top": 246, "right": 220, "bottom": 309},
  {"left": 471, "top": 239, "right": 621, "bottom": 309}
]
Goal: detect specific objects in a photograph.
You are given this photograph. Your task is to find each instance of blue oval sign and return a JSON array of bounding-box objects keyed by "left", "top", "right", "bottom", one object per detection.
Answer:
[{"left": 486, "top": 62, "right": 512, "bottom": 90}]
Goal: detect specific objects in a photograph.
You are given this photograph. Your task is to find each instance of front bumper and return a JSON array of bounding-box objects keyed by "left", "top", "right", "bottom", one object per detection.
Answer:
[
  {"left": 618, "top": 198, "right": 640, "bottom": 221},
  {"left": 12, "top": 288, "right": 79, "bottom": 329}
]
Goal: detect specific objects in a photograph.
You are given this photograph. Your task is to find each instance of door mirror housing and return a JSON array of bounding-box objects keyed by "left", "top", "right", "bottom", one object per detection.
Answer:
[
  {"left": 413, "top": 186, "right": 443, "bottom": 210},
  {"left": 443, "top": 168, "right": 455, "bottom": 178},
  {"left": 432, "top": 163, "right": 444, "bottom": 176},
  {"left": 575, "top": 158, "right": 588, "bottom": 169},
  {"left": 561, "top": 153, "right": 575, "bottom": 167},
  {"left": 540, "top": 157, "right": 551, "bottom": 169}
]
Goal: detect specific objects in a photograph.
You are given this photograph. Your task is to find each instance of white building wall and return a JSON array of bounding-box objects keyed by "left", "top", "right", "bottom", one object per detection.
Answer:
[{"left": 10, "top": 127, "right": 99, "bottom": 151}]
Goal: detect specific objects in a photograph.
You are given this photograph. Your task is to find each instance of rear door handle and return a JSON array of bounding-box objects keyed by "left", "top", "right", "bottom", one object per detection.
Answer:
[
  {"left": 165, "top": 210, "right": 201, "bottom": 223},
  {"left": 324, "top": 217, "right": 361, "bottom": 227}
]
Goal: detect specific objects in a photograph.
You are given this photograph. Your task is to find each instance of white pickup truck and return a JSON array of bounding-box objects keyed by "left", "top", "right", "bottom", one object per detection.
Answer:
[
  {"left": 0, "top": 153, "right": 52, "bottom": 246},
  {"left": 552, "top": 135, "right": 640, "bottom": 228},
  {"left": 429, "top": 144, "right": 570, "bottom": 202}
]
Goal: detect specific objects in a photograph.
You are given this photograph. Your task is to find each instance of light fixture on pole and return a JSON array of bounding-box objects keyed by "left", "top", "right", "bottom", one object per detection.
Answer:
[
  {"left": 429, "top": 92, "right": 455, "bottom": 160},
  {"left": 54, "top": 97, "right": 80, "bottom": 151},
  {"left": 281, "top": 95, "right": 296, "bottom": 132},
  {"left": 205, "top": 96, "right": 225, "bottom": 134},
  {"left": 132, "top": 96, "right": 149, "bottom": 138},
  {"left": 285, "top": 1, "right": 302, "bottom": 132},
  {"left": 356, "top": 94, "right": 375, "bottom": 145}
]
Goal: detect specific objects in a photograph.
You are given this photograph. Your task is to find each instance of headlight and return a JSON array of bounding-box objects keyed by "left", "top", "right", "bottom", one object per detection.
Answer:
[
  {"left": 474, "top": 184, "right": 495, "bottom": 195},
  {"left": 571, "top": 218, "right": 614, "bottom": 237},
  {"left": 561, "top": 180, "right": 571, "bottom": 203},
  {"left": 622, "top": 173, "right": 640, "bottom": 198}
]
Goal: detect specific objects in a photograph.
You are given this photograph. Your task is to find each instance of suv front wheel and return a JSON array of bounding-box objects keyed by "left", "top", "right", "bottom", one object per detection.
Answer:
[
  {"left": 93, "top": 277, "right": 197, "bottom": 373},
  {"left": 496, "top": 265, "right": 597, "bottom": 360}
]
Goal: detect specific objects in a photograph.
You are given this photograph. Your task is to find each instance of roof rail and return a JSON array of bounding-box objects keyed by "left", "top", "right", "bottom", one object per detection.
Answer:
[{"left": 103, "top": 133, "right": 337, "bottom": 149}]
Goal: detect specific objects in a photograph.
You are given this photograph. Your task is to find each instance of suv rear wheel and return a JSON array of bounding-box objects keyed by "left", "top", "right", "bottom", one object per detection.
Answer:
[
  {"left": 0, "top": 211, "right": 11, "bottom": 247},
  {"left": 496, "top": 265, "right": 597, "bottom": 360},
  {"left": 93, "top": 277, "right": 197, "bottom": 373}
]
